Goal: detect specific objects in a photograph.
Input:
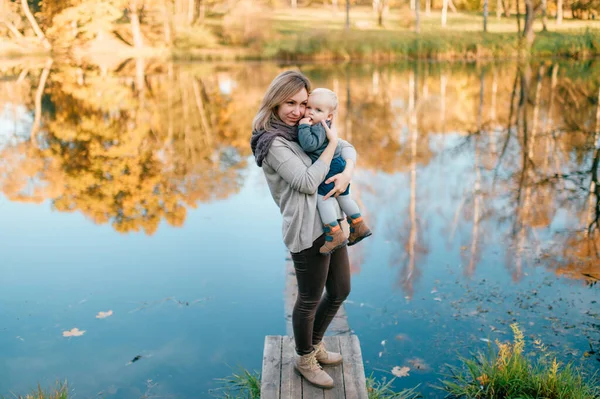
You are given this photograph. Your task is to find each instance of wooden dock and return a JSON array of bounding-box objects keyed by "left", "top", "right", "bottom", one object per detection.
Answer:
[{"left": 260, "top": 335, "right": 368, "bottom": 399}]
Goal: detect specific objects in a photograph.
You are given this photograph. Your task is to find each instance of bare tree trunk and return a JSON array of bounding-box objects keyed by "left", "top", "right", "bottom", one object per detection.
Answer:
[
  {"left": 21, "top": 0, "right": 51, "bottom": 49},
  {"left": 426, "top": 0, "right": 431, "bottom": 15},
  {"left": 497, "top": 0, "right": 502, "bottom": 19},
  {"left": 523, "top": 0, "right": 535, "bottom": 46},
  {"left": 467, "top": 141, "right": 481, "bottom": 277},
  {"left": 491, "top": 69, "right": 498, "bottom": 123},
  {"left": 440, "top": 73, "right": 447, "bottom": 131},
  {"left": 410, "top": 0, "right": 415, "bottom": 11},
  {"left": 404, "top": 67, "right": 418, "bottom": 299},
  {"left": 587, "top": 87, "right": 600, "bottom": 233},
  {"left": 373, "top": 0, "right": 385, "bottom": 26},
  {"left": 162, "top": 0, "right": 172, "bottom": 44},
  {"left": 188, "top": 0, "right": 195, "bottom": 25},
  {"left": 516, "top": 0, "right": 522, "bottom": 33},
  {"left": 192, "top": 78, "right": 213, "bottom": 146},
  {"left": 503, "top": 0, "right": 511, "bottom": 16},
  {"left": 442, "top": 0, "right": 449, "bottom": 26},
  {"left": 448, "top": 0, "right": 457, "bottom": 12},
  {"left": 422, "top": 63, "right": 429, "bottom": 98},
  {"left": 547, "top": 64, "right": 558, "bottom": 128},
  {"left": 541, "top": 0, "right": 548, "bottom": 31},
  {"left": 167, "top": 63, "right": 174, "bottom": 149},
  {"left": 478, "top": 70, "right": 485, "bottom": 131},
  {"left": 345, "top": 0, "right": 350, "bottom": 29},
  {"left": 135, "top": 57, "right": 146, "bottom": 99},
  {"left": 31, "top": 59, "right": 52, "bottom": 146},
  {"left": 483, "top": 0, "right": 489, "bottom": 32},
  {"left": 291, "top": 0, "right": 297, "bottom": 8},
  {"left": 415, "top": 0, "right": 421, "bottom": 33},
  {"left": 130, "top": 1, "right": 144, "bottom": 49},
  {"left": 489, "top": 69, "right": 498, "bottom": 157},
  {"left": 531, "top": 65, "right": 544, "bottom": 143},
  {"left": 332, "top": 0, "right": 338, "bottom": 11},
  {"left": 556, "top": 0, "right": 563, "bottom": 24},
  {"left": 17, "top": 68, "right": 29, "bottom": 83},
  {"left": 345, "top": 68, "right": 352, "bottom": 141},
  {"left": 2, "top": 21, "right": 24, "bottom": 39},
  {"left": 198, "top": 0, "right": 206, "bottom": 24}
]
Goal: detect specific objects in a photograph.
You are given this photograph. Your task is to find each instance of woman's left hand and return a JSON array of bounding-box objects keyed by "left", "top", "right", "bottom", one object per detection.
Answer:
[
  {"left": 322, "top": 159, "right": 354, "bottom": 199},
  {"left": 322, "top": 173, "right": 350, "bottom": 200}
]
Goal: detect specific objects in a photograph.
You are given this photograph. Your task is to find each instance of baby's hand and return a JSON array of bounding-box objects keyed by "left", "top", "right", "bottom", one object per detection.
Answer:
[{"left": 299, "top": 117, "right": 312, "bottom": 125}]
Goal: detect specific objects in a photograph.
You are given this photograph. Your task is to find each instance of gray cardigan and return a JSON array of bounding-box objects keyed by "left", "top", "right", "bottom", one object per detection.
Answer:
[{"left": 262, "top": 137, "right": 357, "bottom": 252}]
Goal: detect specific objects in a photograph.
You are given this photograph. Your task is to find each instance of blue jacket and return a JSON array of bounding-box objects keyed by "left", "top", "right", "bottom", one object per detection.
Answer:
[{"left": 297, "top": 121, "right": 343, "bottom": 163}]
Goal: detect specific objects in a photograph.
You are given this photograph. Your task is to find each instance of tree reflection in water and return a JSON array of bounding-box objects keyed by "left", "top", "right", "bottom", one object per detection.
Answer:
[{"left": 1, "top": 59, "right": 599, "bottom": 285}]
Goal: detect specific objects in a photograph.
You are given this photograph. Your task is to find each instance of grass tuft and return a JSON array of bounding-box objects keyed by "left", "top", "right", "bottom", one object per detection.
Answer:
[
  {"left": 438, "top": 323, "right": 600, "bottom": 399},
  {"left": 210, "top": 368, "right": 261, "bottom": 399},
  {"left": 2, "top": 382, "right": 69, "bottom": 399},
  {"left": 366, "top": 374, "right": 422, "bottom": 399}
]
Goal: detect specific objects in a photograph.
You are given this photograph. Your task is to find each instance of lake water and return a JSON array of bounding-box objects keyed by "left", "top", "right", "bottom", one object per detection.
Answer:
[{"left": 1, "top": 60, "right": 599, "bottom": 398}]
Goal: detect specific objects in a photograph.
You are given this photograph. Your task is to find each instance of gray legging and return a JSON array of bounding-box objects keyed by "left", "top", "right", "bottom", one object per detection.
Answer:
[
  {"left": 290, "top": 234, "right": 351, "bottom": 355},
  {"left": 317, "top": 194, "right": 361, "bottom": 225}
]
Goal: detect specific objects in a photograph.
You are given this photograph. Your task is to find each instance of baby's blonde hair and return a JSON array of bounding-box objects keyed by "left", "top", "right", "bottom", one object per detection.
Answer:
[{"left": 310, "top": 88, "right": 338, "bottom": 113}]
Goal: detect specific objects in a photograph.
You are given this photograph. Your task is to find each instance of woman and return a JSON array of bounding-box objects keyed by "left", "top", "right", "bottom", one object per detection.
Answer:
[{"left": 250, "top": 71, "right": 356, "bottom": 389}]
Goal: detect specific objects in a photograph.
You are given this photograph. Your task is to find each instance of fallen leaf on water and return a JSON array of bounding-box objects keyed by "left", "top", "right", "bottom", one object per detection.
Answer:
[
  {"left": 480, "top": 338, "right": 491, "bottom": 343},
  {"left": 391, "top": 366, "right": 410, "bottom": 377},
  {"left": 395, "top": 334, "right": 409, "bottom": 341},
  {"left": 407, "top": 357, "right": 429, "bottom": 371},
  {"left": 434, "top": 297, "right": 442, "bottom": 302},
  {"left": 63, "top": 328, "right": 85, "bottom": 337},
  {"left": 96, "top": 310, "right": 113, "bottom": 319}
]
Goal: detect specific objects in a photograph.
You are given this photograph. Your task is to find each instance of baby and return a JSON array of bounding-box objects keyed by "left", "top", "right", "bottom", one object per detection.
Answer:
[{"left": 298, "top": 88, "right": 372, "bottom": 255}]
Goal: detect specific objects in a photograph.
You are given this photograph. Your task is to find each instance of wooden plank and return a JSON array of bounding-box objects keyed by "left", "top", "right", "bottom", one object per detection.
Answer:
[
  {"left": 284, "top": 259, "right": 297, "bottom": 336},
  {"left": 339, "top": 335, "right": 368, "bottom": 399},
  {"left": 327, "top": 306, "right": 352, "bottom": 336},
  {"left": 302, "top": 373, "right": 325, "bottom": 399},
  {"left": 280, "top": 336, "right": 302, "bottom": 399},
  {"left": 323, "top": 336, "right": 345, "bottom": 399},
  {"left": 261, "top": 335, "right": 283, "bottom": 399}
]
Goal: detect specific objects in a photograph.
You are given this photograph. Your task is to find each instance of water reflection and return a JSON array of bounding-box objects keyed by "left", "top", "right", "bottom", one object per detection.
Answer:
[{"left": 2, "top": 60, "right": 600, "bottom": 283}]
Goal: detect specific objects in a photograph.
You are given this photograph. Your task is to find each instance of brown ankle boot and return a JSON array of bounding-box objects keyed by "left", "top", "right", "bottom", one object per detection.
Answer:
[
  {"left": 314, "top": 341, "right": 343, "bottom": 366},
  {"left": 347, "top": 216, "right": 372, "bottom": 246},
  {"left": 294, "top": 350, "right": 334, "bottom": 389},
  {"left": 320, "top": 223, "right": 348, "bottom": 255}
]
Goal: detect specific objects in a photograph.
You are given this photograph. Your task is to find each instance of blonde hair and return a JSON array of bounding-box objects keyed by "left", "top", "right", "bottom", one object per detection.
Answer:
[
  {"left": 310, "top": 88, "right": 338, "bottom": 113},
  {"left": 252, "top": 71, "right": 311, "bottom": 132}
]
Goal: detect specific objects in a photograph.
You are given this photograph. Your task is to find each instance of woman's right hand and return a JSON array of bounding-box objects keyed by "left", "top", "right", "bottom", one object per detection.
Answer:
[{"left": 322, "top": 119, "right": 338, "bottom": 144}]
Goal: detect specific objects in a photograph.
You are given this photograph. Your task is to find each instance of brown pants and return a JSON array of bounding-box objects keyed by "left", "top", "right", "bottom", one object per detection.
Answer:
[{"left": 290, "top": 234, "right": 351, "bottom": 355}]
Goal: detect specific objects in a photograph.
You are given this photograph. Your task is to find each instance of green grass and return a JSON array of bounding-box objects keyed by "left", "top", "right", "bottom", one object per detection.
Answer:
[
  {"left": 172, "top": 6, "right": 600, "bottom": 60},
  {"left": 2, "top": 383, "right": 68, "bottom": 399},
  {"left": 366, "top": 375, "right": 422, "bottom": 399},
  {"left": 208, "top": 368, "right": 424, "bottom": 398},
  {"left": 210, "top": 368, "right": 261, "bottom": 399},
  {"left": 438, "top": 323, "right": 600, "bottom": 399}
]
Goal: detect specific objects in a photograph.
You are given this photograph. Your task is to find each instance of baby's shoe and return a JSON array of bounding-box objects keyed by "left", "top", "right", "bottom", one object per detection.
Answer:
[
  {"left": 320, "top": 222, "right": 348, "bottom": 255},
  {"left": 347, "top": 214, "right": 372, "bottom": 246}
]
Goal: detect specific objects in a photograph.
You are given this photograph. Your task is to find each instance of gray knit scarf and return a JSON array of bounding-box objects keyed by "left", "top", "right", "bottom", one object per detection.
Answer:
[{"left": 251, "top": 119, "right": 298, "bottom": 167}]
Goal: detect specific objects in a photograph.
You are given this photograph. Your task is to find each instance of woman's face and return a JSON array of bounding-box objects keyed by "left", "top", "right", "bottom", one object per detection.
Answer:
[{"left": 277, "top": 88, "right": 308, "bottom": 126}]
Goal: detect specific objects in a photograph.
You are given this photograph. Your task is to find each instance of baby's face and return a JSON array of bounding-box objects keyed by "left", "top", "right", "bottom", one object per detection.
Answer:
[{"left": 304, "top": 93, "right": 334, "bottom": 124}]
